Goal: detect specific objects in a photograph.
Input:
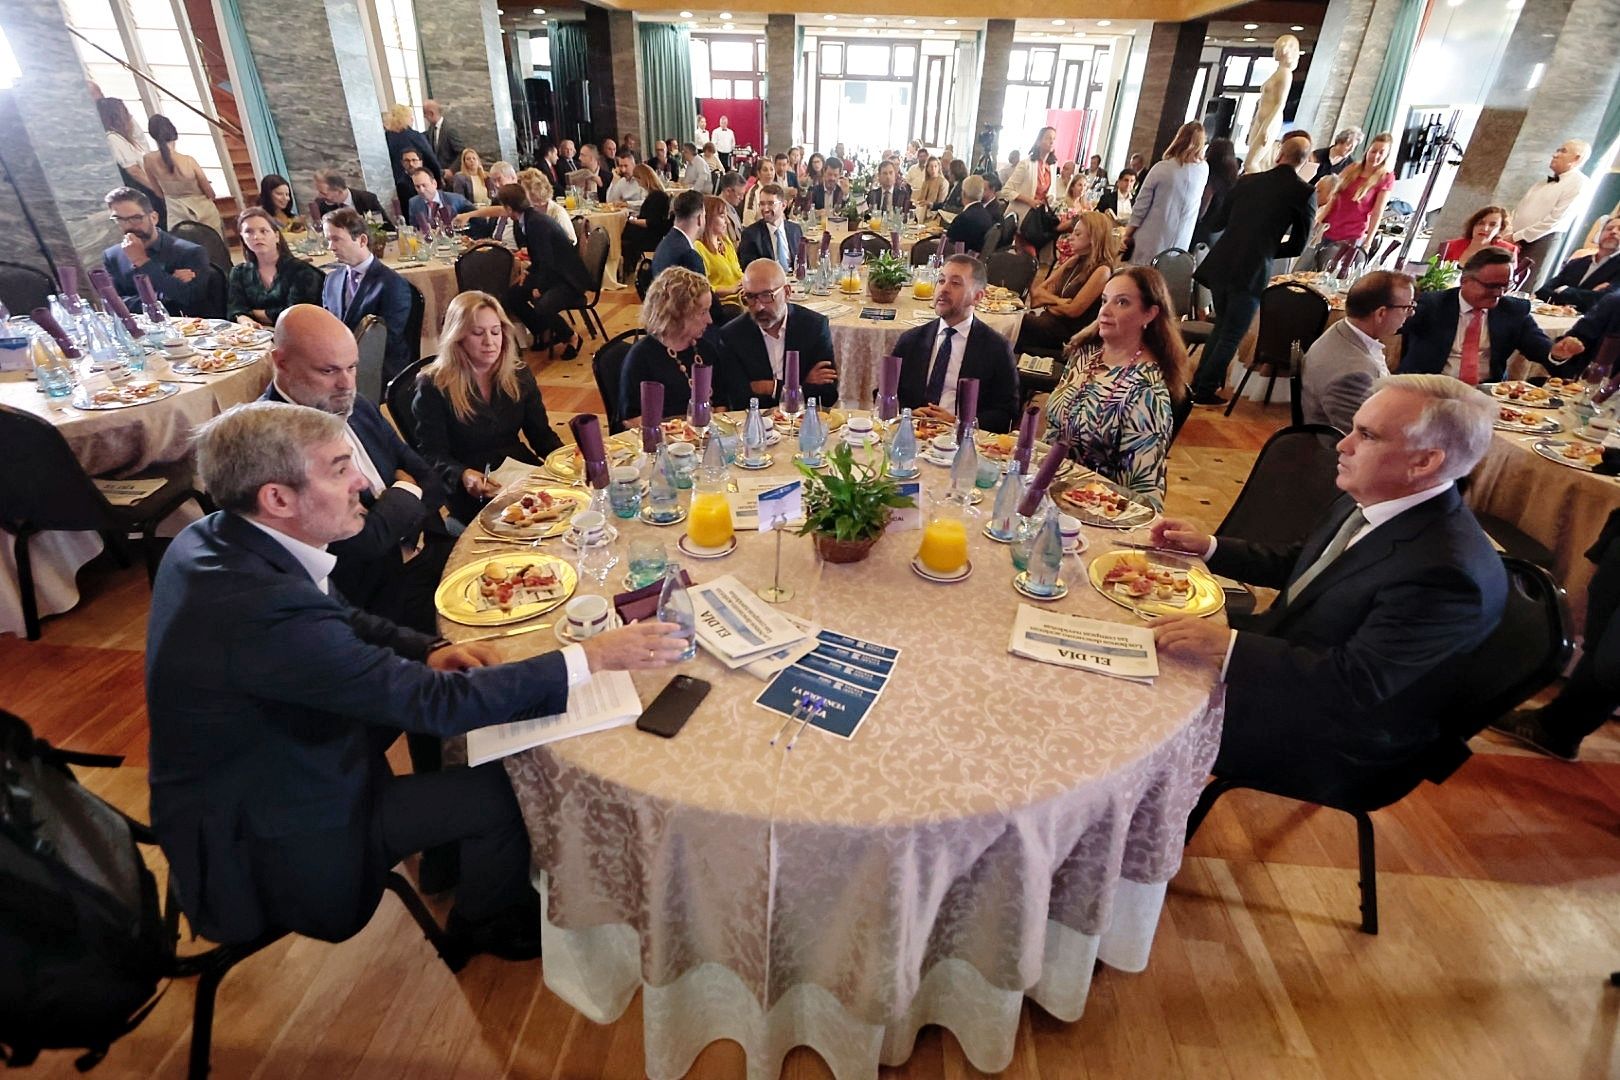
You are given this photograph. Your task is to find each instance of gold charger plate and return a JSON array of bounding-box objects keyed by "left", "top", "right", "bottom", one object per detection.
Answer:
[
  {"left": 974, "top": 431, "right": 1078, "bottom": 481},
  {"left": 435, "top": 553, "right": 577, "bottom": 626},
  {"left": 540, "top": 431, "right": 643, "bottom": 482},
  {"left": 1088, "top": 550, "right": 1224, "bottom": 619},
  {"left": 477, "top": 486, "right": 590, "bottom": 539},
  {"left": 1055, "top": 476, "right": 1157, "bottom": 529}
]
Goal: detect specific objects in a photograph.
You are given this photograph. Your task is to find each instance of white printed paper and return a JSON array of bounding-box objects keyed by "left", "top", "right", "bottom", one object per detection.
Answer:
[
  {"left": 1007, "top": 604, "right": 1159, "bottom": 684},
  {"left": 690, "top": 574, "right": 808, "bottom": 663},
  {"left": 465, "top": 669, "right": 643, "bottom": 765}
]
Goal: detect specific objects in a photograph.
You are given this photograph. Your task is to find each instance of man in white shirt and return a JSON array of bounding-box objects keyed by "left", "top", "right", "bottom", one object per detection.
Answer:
[
  {"left": 695, "top": 114, "right": 710, "bottom": 147},
  {"left": 1152, "top": 374, "right": 1508, "bottom": 793},
  {"left": 998, "top": 149, "right": 1021, "bottom": 185},
  {"left": 905, "top": 148, "right": 930, "bottom": 191},
  {"left": 605, "top": 150, "right": 647, "bottom": 209},
  {"left": 1509, "top": 138, "right": 1591, "bottom": 290},
  {"left": 1301, "top": 270, "right": 1414, "bottom": 431},
  {"left": 681, "top": 142, "right": 712, "bottom": 193},
  {"left": 711, "top": 115, "right": 736, "bottom": 170}
]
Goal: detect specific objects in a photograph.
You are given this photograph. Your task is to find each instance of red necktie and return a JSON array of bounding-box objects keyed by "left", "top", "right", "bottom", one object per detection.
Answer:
[{"left": 1459, "top": 307, "right": 1484, "bottom": 385}]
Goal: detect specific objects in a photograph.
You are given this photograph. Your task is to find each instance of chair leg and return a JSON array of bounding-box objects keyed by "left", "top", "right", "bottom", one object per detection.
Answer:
[
  {"left": 384, "top": 870, "right": 468, "bottom": 973},
  {"left": 140, "top": 520, "right": 165, "bottom": 584},
  {"left": 15, "top": 527, "right": 40, "bottom": 641},
  {"left": 178, "top": 934, "right": 283, "bottom": 1080},
  {"left": 1185, "top": 777, "right": 1240, "bottom": 844},
  {"left": 1262, "top": 373, "right": 1278, "bottom": 405},
  {"left": 1224, "top": 368, "right": 1255, "bottom": 416},
  {"left": 1351, "top": 809, "right": 1379, "bottom": 935}
]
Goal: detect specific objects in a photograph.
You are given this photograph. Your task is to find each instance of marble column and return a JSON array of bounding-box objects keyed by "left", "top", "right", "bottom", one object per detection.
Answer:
[
  {"left": 1435, "top": 0, "right": 1620, "bottom": 245},
  {"left": 233, "top": 0, "right": 393, "bottom": 211},
  {"left": 972, "top": 20, "right": 1016, "bottom": 156},
  {"left": 1127, "top": 21, "right": 1208, "bottom": 161},
  {"left": 1326, "top": 0, "right": 1405, "bottom": 142},
  {"left": 1296, "top": 0, "right": 1377, "bottom": 144},
  {"left": 418, "top": 0, "right": 516, "bottom": 164},
  {"left": 765, "top": 14, "right": 795, "bottom": 156},
  {"left": 583, "top": 5, "right": 641, "bottom": 146},
  {"left": 0, "top": 0, "right": 121, "bottom": 277}
]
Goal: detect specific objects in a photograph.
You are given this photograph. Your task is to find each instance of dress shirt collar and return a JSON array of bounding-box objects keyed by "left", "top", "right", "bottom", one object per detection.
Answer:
[
  {"left": 1344, "top": 318, "right": 1385, "bottom": 354},
  {"left": 1459, "top": 294, "right": 1491, "bottom": 321},
  {"left": 243, "top": 515, "right": 336, "bottom": 592},
  {"left": 1358, "top": 481, "right": 1454, "bottom": 531},
  {"left": 940, "top": 310, "right": 974, "bottom": 337},
  {"left": 349, "top": 254, "right": 375, "bottom": 279}
]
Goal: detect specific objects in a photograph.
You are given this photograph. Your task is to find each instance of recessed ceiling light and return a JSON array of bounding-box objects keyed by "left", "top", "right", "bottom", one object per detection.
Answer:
[
  {"left": 823, "top": 13, "right": 836, "bottom": 20},
  {"left": 1052, "top": 19, "right": 1066, "bottom": 26},
  {"left": 863, "top": 16, "right": 875, "bottom": 22},
  {"left": 944, "top": 18, "right": 957, "bottom": 25},
  {"left": 723, "top": 22, "right": 734, "bottom": 30},
  {"left": 1097, "top": 20, "right": 1112, "bottom": 27},
  {"left": 531, "top": 7, "right": 545, "bottom": 14},
  {"left": 1290, "top": 25, "right": 1304, "bottom": 31},
  {"left": 719, "top": 11, "right": 732, "bottom": 19},
  {"left": 1243, "top": 23, "right": 1259, "bottom": 30},
  {"left": 679, "top": 10, "right": 693, "bottom": 17},
  {"left": 923, "top": 27, "right": 934, "bottom": 34},
  {"left": 1243, "top": 36, "right": 1257, "bottom": 42},
  {"left": 903, "top": 18, "right": 916, "bottom": 24}
]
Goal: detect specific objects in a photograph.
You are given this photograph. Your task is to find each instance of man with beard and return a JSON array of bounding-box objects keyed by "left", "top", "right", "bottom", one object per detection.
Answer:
[
  {"left": 101, "top": 186, "right": 209, "bottom": 315},
  {"left": 715, "top": 259, "right": 837, "bottom": 409}
]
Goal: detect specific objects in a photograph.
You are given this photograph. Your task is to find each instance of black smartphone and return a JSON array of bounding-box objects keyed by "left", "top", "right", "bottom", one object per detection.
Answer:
[{"left": 636, "top": 674, "right": 711, "bottom": 738}]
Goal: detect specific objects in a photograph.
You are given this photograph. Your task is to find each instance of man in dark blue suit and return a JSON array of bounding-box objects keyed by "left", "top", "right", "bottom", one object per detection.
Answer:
[
  {"left": 892, "top": 253, "right": 1019, "bottom": 433},
  {"left": 944, "top": 175, "right": 996, "bottom": 255},
  {"left": 736, "top": 185, "right": 803, "bottom": 272},
  {"left": 101, "top": 186, "right": 209, "bottom": 316},
  {"left": 1153, "top": 375, "right": 1507, "bottom": 799},
  {"left": 649, "top": 189, "right": 708, "bottom": 280},
  {"left": 716, "top": 259, "right": 837, "bottom": 410},
  {"left": 1547, "top": 287, "right": 1620, "bottom": 375},
  {"left": 1399, "top": 247, "right": 1553, "bottom": 385},
  {"left": 405, "top": 167, "right": 473, "bottom": 231},
  {"left": 320, "top": 208, "right": 416, "bottom": 385},
  {"left": 863, "top": 160, "right": 911, "bottom": 216},
  {"left": 147, "top": 401, "right": 686, "bottom": 952},
  {"left": 1537, "top": 218, "right": 1620, "bottom": 313}
]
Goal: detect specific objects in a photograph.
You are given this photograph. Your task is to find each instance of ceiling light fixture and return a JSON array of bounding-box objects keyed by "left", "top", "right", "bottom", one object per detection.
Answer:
[
  {"left": 863, "top": 16, "right": 875, "bottom": 22},
  {"left": 944, "top": 18, "right": 957, "bottom": 25},
  {"left": 824, "top": 13, "right": 837, "bottom": 20},
  {"left": 923, "top": 28, "right": 935, "bottom": 34},
  {"left": 679, "top": 10, "right": 693, "bottom": 18},
  {"left": 1243, "top": 23, "right": 1258, "bottom": 30},
  {"left": 903, "top": 18, "right": 916, "bottom": 24},
  {"left": 1243, "top": 36, "right": 1257, "bottom": 41},
  {"left": 719, "top": 11, "right": 732, "bottom": 19},
  {"left": 1290, "top": 25, "right": 1304, "bottom": 31},
  {"left": 531, "top": 7, "right": 545, "bottom": 14},
  {"left": 723, "top": 22, "right": 734, "bottom": 30},
  {"left": 1096, "top": 20, "right": 1112, "bottom": 27},
  {"left": 1052, "top": 19, "right": 1066, "bottom": 26}
]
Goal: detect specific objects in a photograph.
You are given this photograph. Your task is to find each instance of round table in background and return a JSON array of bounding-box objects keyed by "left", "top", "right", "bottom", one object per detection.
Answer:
[{"left": 439, "top": 448, "right": 1221, "bottom": 1079}]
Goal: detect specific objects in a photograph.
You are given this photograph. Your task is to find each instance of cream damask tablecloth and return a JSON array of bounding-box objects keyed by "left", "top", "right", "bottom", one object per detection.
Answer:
[
  {"left": 579, "top": 207, "right": 630, "bottom": 289},
  {"left": 0, "top": 360, "right": 269, "bottom": 637},
  {"left": 441, "top": 449, "right": 1222, "bottom": 1078}
]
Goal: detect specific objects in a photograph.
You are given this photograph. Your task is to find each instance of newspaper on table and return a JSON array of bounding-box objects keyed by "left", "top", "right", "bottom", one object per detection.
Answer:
[
  {"left": 466, "top": 669, "right": 643, "bottom": 766},
  {"left": 1007, "top": 604, "right": 1159, "bottom": 684},
  {"left": 741, "top": 613, "right": 821, "bottom": 679},
  {"left": 691, "top": 574, "right": 809, "bottom": 667}
]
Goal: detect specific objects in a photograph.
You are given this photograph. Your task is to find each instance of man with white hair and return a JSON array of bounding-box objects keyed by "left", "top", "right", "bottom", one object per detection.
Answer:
[
  {"left": 1151, "top": 374, "right": 1508, "bottom": 792},
  {"left": 1509, "top": 138, "right": 1592, "bottom": 291}
]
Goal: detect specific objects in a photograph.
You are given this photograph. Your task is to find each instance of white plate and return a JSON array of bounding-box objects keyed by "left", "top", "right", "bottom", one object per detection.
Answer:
[
  {"left": 554, "top": 610, "right": 622, "bottom": 645},
  {"left": 678, "top": 534, "right": 737, "bottom": 559},
  {"left": 1012, "top": 571, "right": 1069, "bottom": 601},
  {"left": 911, "top": 556, "right": 972, "bottom": 583}
]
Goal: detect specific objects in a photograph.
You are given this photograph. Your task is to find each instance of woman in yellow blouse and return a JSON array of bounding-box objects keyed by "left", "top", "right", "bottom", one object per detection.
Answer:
[{"left": 696, "top": 194, "right": 743, "bottom": 304}]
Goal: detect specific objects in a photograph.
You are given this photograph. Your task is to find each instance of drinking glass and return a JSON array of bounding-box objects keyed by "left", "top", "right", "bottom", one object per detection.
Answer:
[
  {"left": 627, "top": 538, "right": 669, "bottom": 588},
  {"left": 608, "top": 466, "right": 642, "bottom": 519}
]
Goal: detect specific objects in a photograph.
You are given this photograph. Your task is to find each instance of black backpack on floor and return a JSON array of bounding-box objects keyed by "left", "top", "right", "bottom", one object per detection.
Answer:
[{"left": 0, "top": 710, "right": 174, "bottom": 1070}]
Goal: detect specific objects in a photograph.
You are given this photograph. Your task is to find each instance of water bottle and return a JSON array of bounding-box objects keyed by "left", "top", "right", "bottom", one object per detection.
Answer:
[
  {"left": 950, "top": 418, "right": 980, "bottom": 498},
  {"left": 656, "top": 564, "right": 697, "bottom": 662},
  {"left": 647, "top": 443, "right": 681, "bottom": 523},
  {"left": 1011, "top": 492, "right": 1058, "bottom": 572},
  {"left": 108, "top": 315, "right": 147, "bottom": 373},
  {"left": 798, "top": 397, "right": 826, "bottom": 466},
  {"left": 742, "top": 397, "right": 767, "bottom": 466},
  {"left": 887, "top": 407, "right": 918, "bottom": 477},
  {"left": 699, "top": 424, "right": 729, "bottom": 482},
  {"left": 987, "top": 458, "right": 1024, "bottom": 540},
  {"left": 83, "top": 314, "right": 125, "bottom": 376},
  {"left": 1024, "top": 507, "right": 1067, "bottom": 595}
]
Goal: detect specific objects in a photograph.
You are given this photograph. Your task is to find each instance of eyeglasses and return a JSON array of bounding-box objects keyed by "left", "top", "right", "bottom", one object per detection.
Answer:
[
  {"left": 741, "top": 286, "right": 783, "bottom": 303},
  {"left": 1388, "top": 302, "right": 1417, "bottom": 311},
  {"left": 109, "top": 212, "right": 150, "bottom": 226},
  {"left": 1474, "top": 279, "right": 1512, "bottom": 292}
]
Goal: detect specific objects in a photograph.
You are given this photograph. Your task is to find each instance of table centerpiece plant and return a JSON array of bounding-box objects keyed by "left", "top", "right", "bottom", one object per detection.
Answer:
[
  {"left": 1416, "top": 254, "right": 1461, "bottom": 294},
  {"left": 794, "top": 442, "right": 915, "bottom": 563},
  {"left": 864, "top": 248, "right": 909, "bottom": 304}
]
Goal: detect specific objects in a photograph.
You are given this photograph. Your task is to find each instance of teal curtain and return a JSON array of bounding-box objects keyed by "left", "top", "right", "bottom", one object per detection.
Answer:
[
  {"left": 216, "top": 0, "right": 289, "bottom": 206},
  {"left": 552, "top": 22, "right": 589, "bottom": 144},
  {"left": 639, "top": 23, "right": 694, "bottom": 154},
  {"left": 1361, "top": 0, "right": 1424, "bottom": 137}
]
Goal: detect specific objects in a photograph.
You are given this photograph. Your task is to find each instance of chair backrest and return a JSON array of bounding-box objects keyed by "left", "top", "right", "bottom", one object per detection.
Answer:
[
  {"left": 583, "top": 226, "right": 611, "bottom": 295},
  {"left": 0, "top": 406, "right": 113, "bottom": 531},
  {"left": 1289, "top": 345, "right": 1307, "bottom": 427},
  {"left": 1509, "top": 256, "right": 1537, "bottom": 294},
  {"left": 1254, "top": 282, "right": 1330, "bottom": 373},
  {"left": 985, "top": 250, "right": 1037, "bottom": 297},
  {"left": 1167, "top": 392, "right": 1196, "bottom": 448},
  {"left": 170, "top": 220, "right": 231, "bottom": 277},
  {"left": 454, "top": 243, "right": 516, "bottom": 298},
  {"left": 1149, "top": 248, "right": 1196, "bottom": 319},
  {"left": 592, "top": 327, "right": 646, "bottom": 433},
  {"left": 909, "top": 237, "right": 940, "bottom": 267},
  {"left": 839, "top": 231, "right": 891, "bottom": 260},
  {"left": 385, "top": 355, "right": 432, "bottom": 448},
  {"left": 978, "top": 223, "right": 1002, "bottom": 258},
  {"left": 403, "top": 283, "right": 425, "bottom": 366},
  {"left": 1000, "top": 214, "right": 1018, "bottom": 250},
  {"left": 1216, "top": 423, "right": 1345, "bottom": 549},
  {"left": 0, "top": 260, "right": 55, "bottom": 314},
  {"left": 354, "top": 314, "right": 388, "bottom": 404},
  {"left": 197, "top": 263, "right": 228, "bottom": 319}
]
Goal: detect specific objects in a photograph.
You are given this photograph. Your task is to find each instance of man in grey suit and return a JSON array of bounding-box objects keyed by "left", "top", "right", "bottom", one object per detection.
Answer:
[
  {"left": 1300, "top": 270, "right": 1414, "bottom": 432},
  {"left": 147, "top": 402, "right": 687, "bottom": 954}
]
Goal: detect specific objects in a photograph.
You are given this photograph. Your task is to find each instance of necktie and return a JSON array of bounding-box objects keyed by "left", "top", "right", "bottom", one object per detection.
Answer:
[
  {"left": 1286, "top": 507, "right": 1368, "bottom": 605},
  {"left": 1459, "top": 307, "right": 1485, "bottom": 385},
  {"left": 345, "top": 267, "right": 363, "bottom": 314},
  {"left": 926, "top": 326, "right": 957, "bottom": 405},
  {"left": 775, "top": 227, "right": 791, "bottom": 271}
]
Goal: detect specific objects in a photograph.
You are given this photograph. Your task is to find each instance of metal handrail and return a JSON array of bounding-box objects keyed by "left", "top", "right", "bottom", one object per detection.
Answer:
[{"left": 67, "top": 25, "right": 244, "bottom": 139}]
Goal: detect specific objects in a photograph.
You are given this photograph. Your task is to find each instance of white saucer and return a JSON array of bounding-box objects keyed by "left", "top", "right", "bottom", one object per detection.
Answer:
[
  {"left": 889, "top": 466, "right": 921, "bottom": 479},
  {"left": 911, "top": 556, "right": 972, "bottom": 583},
  {"left": 678, "top": 533, "right": 737, "bottom": 559},
  {"left": 554, "top": 611, "right": 622, "bottom": 644},
  {"left": 563, "top": 522, "right": 618, "bottom": 548},
  {"left": 982, "top": 523, "right": 1016, "bottom": 543},
  {"left": 920, "top": 450, "right": 955, "bottom": 467},
  {"left": 1012, "top": 571, "right": 1068, "bottom": 601},
  {"left": 1064, "top": 535, "right": 1090, "bottom": 555},
  {"left": 736, "top": 454, "right": 776, "bottom": 469},
  {"left": 640, "top": 506, "right": 688, "bottom": 526}
]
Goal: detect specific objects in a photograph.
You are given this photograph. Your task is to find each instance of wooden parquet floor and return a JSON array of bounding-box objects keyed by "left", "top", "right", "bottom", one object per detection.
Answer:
[{"left": 7, "top": 293, "right": 1620, "bottom": 1079}]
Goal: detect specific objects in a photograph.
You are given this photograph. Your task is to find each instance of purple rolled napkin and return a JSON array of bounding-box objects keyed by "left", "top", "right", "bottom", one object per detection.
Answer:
[
  {"left": 890, "top": 230, "right": 900, "bottom": 255},
  {"left": 1012, "top": 405, "right": 1040, "bottom": 471},
  {"left": 56, "top": 266, "right": 79, "bottom": 302},
  {"left": 87, "top": 269, "right": 142, "bottom": 335},
  {"left": 134, "top": 274, "right": 163, "bottom": 319},
  {"left": 954, "top": 377, "right": 979, "bottom": 443},
  {"left": 641, "top": 381, "right": 665, "bottom": 451},
  {"left": 690, "top": 362, "right": 713, "bottom": 428},
  {"left": 878, "top": 353, "right": 901, "bottom": 419},
  {"left": 783, "top": 349, "right": 801, "bottom": 395},
  {"left": 819, "top": 230, "right": 832, "bottom": 261},
  {"left": 1019, "top": 438, "right": 1073, "bottom": 517},
  {"left": 796, "top": 235, "right": 807, "bottom": 267},
  {"left": 31, "top": 306, "right": 82, "bottom": 358},
  {"left": 569, "top": 413, "right": 610, "bottom": 489}
]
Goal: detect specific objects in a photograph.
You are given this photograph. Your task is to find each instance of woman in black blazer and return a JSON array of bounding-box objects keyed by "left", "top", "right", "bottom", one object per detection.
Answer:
[
  {"left": 412, "top": 291, "right": 564, "bottom": 521},
  {"left": 620, "top": 164, "right": 672, "bottom": 274},
  {"left": 619, "top": 267, "right": 725, "bottom": 423}
]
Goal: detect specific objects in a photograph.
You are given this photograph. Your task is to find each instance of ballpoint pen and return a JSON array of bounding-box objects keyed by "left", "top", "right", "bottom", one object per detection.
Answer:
[
  {"left": 786, "top": 698, "right": 824, "bottom": 751},
  {"left": 770, "top": 692, "right": 809, "bottom": 747}
]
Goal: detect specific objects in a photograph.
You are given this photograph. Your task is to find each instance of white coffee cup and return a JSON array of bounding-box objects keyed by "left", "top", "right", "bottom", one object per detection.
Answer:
[
  {"left": 564, "top": 595, "right": 611, "bottom": 639},
  {"left": 668, "top": 441, "right": 695, "bottom": 461},
  {"left": 163, "top": 340, "right": 194, "bottom": 359},
  {"left": 1058, "top": 514, "right": 1083, "bottom": 551},
  {"left": 572, "top": 509, "right": 607, "bottom": 544},
  {"left": 846, "top": 416, "right": 874, "bottom": 437},
  {"left": 932, "top": 433, "right": 958, "bottom": 455},
  {"left": 761, "top": 416, "right": 776, "bottom": 434}
]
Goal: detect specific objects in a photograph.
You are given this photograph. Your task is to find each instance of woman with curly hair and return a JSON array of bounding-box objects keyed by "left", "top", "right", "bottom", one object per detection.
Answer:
[{"left": 620, "top": 267, "right": 723, "bottom": 423}]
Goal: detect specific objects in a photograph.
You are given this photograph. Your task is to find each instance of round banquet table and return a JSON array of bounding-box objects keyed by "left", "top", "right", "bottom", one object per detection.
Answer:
[
  {"left": 0, "top": 356, "right": 271, "bottom": 637},
  {"left": 304, "top": 252, "right": 459, "bottom": 354},
  {"left": 793, "top": 289, "right": 1025, "bottom": 412},
  {"left": 439, "top": 444, "right": 1223, "bottom": 1079},
  {"left": 1469, "top": 401, "right": 1620, "bottom": 632}
]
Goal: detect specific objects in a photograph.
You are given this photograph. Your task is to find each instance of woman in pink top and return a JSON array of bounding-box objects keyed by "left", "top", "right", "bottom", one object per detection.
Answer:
[{"left": 1317, "top": 132, "right": 1395, "bottom": 253}]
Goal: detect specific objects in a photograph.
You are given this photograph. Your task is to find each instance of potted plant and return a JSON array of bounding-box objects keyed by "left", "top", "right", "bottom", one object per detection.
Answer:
[
  {"left": 865, "top": 249, "right": 908, "bottom": 304},
  {"left": 795, "top": 443, "right": 915, "bottom": 563},
  {"left": 1416, "top": 254, "right": 1460, "bottom": 294}
]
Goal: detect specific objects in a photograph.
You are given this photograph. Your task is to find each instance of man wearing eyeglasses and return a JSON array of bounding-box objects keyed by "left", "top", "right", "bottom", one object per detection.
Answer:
[
  {"left": 1398, "top": 247, "right": 1553, "bottom": 385},
  {"left": 101, "top": 186, "right": 210, "bottom": 316},
  {"left": 715, "top": 259, "right": 837, "bottom": 409},
  {"left": 1301, "top": 270, "right": 1415, "bottom": 432}
]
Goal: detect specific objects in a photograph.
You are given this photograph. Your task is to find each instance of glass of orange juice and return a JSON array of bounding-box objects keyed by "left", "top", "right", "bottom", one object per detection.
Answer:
[
  {"left": 912, "top": 268, "right": 936, "bottom": 301},
  {"left": 687, "top": 490, "right": 734, "bottom": 549},
  {"left": 917, "top": 502, "right": 968, "bottom": 576}
]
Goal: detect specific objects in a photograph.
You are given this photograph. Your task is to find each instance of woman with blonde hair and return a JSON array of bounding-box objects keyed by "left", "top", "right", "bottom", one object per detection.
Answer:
[
  {"left": 142, "top": 115, "right": 224, "bottom": 233},
  {"left": 1042, "top": 265, "right": 1189, "bottom": 509},
  {"left": 912, "top": 157, "right": 948, "bottom": 215},
  {"left": 1123, "top": 121, "right": 1207, "bottom": 264},
  {"left": 451, "top": 148, "right": 491, "bottom": 206},
  {"left": 696, "top": 194, "right": 743, "bottom": 305},
  {"left": 518, "top": 168, "right": 577, "bottom": 241},
  {"left": 1017, "top": 211, "right": 1120, "bottom": 354},
  {"left": 620, "top": 266, "right": 722, "bottom": 422},
  {"left": 1315, "top": 131, "right": 1395, "bottom": 263},
  {"left": 411, "top": 290, "right": 563, "bottom": 520}
]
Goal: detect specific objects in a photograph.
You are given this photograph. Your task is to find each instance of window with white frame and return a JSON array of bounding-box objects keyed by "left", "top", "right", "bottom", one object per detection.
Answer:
[
  {"left": 366, "top": 0, "right": 426, "bottom": 125},
  {"left": 690, "top": 33, "right": 766, "bottom": 101},
  {"left": 61, "top": 0, "right": 232, "bottom": 195}
]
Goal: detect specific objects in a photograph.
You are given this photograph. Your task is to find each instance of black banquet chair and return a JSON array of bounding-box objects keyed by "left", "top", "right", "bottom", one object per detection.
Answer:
[
  {"left": 985, "top": 250, "right": 1037, "bottom": 298},
  {"left": 0, "top": 260, "right": 56, "bottom": 314},
  {"left": 908, "top": 237, "right": 940, "bottom": 268},
  {"left": 354, "top": 314, "right": 388, "bottom": 405},
  {"left": 454, "top": 242, "right": 515, "bottom": 298},
  {"left": 1149, "top": 248, "right": 1196, "bottom": 320},
  {"left": 562, "top": 225, "right": 611, "bottom": 342},
  {"left": 0, "top": 405, "right": 201, "bottom": 640},
  {"left": 593, "top": 327, "right": 646, "bottom": 434},
  {"left": 1186, "top": 556, "right": 1573, "bottom": 934},
  {"left": 1224, "top": 282, "right": 1330, "bottom": 416},
  {"left": 170, "top": 220, "right": 232, "bottom": 278},
  {"left": 385, "top": 355, "right": 432, "bottom": 449},
  {"left": 839, "top": 231, "right": 893, "bottom": 260}
]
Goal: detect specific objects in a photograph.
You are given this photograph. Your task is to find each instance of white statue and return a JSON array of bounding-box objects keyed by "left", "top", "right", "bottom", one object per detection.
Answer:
[{"left": 1243, "top": 35, "right": 1301, "bottom": 174}]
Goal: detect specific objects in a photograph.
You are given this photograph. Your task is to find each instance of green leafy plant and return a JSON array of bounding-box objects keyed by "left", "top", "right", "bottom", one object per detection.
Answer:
[
  {"left": 864, "top": 248, "right": 909, "bottom": 290},
  {"left": 1417, "top": 254, "right": 1461, "bottom": 293},
  {"left": 794, "top": 443, "right": 915, "bottom": 542}
]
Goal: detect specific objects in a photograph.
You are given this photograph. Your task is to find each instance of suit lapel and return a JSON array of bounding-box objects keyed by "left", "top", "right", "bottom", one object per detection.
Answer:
[{"left": 1279, "top": 489, "right": 1459, "bottom": 615}]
